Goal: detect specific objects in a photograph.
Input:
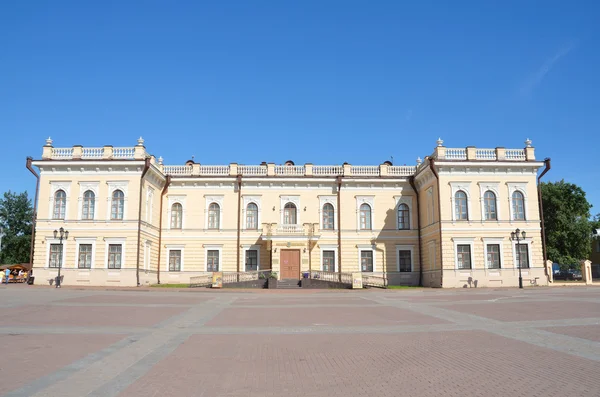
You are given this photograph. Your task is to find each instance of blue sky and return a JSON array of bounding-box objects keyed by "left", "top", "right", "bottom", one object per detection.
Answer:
[{"left": 1, "top": 1, "right": 599, "bottom": 214}]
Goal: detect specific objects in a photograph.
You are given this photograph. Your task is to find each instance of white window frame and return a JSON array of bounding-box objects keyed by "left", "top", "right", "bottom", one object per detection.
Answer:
[
  {"left": 507, "top": 183, "right": 529, "bottom": 222},
  {"left": 318, "top": 196, "right": 337, "bottom": 231},
  {"left": 242, "top": 195, "right": 261, "bottom": 231},
  {"left": 45, "top": 237, "right": 68, "bottom": 269},
  {"left": 395, "top": 244, "right": 414, "bottom": 272},
  {"left": 106, "top": 181, "right": 129, "bottom": 221},
  {"left": 394, "top": 196, "right": 413, "bottom": 230},
  {"left": 449, "top": 182, "right": 472, "bottom": 223},
  {"left": 452, "top": 237, "right": 475, "bottom": 270},
  {"left": 167, "top": 195, "right": 186, "bottom": 230},
  {"left": 242, "top": 244, "right": 261, "bottom": 271},
  {"left": 48, "top": 182, "right": 72, "bottom": 221},
  {"left": 357, "top": 244, "right": 377, "bottom": 272},
  {"left": 104, "top": 238, "right": 126, "bottom": 269},
  {"left": 319, "top": 244, "right": 338, "bottom": 272},
  {"left": 75, "top": 237, "right": 97, "bottom": 269},
  {"left": 204, "top": 195, "right": 224, "bottom": 230},
  {"left": 280, "top": 195, "right": 301, "bottom": 225},
  {"left": 356, "top": 196, "right": 375, "bottom": 231},
  {"left": 511, "top": 238, "right": 533, "bottom": 269},
  {"left": 204, "top": 244, "right": 223, "bottom": 272},
  {"left": 146, "top": 187, "right": 154, "bottom": 223},
  {"left": 483, "top": 238, "right": 504, "bottom": 269},
  {"left": 478, "top": 182, "right": 501, "bottom": 222},
  {"left": 166, "top": 245, "right": 185, "bottom": 272},
  {"left": 78, "top": 182, "right": 99, "bottom": 221}
]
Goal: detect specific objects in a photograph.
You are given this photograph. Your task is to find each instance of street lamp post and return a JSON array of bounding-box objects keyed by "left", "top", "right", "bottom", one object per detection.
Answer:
[
  {"left": 510, "top": 228, "right": 527, "bottom": 289},
  {"left": 53, "top": 227, "right": 68, "bottom": 288}
]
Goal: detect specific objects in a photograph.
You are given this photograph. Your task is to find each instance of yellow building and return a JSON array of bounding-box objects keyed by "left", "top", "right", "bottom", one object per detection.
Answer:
[{"left": 27, "top": 137, "right": 550, "bottom": 288}]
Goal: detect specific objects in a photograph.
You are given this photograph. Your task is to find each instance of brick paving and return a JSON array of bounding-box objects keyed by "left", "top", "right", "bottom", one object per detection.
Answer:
[{"left": 0, "top": 285, "right": 599, "bottom": 396}]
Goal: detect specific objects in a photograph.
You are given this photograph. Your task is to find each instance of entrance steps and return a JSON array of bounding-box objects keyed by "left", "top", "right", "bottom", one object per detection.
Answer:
[{"left": 277, "top": 279, "right": 301, "bottom": 289}]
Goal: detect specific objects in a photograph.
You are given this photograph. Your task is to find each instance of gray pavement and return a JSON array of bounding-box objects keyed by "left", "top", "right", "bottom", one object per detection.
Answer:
[{"left": 1, "top": 285, "right": 600, "bottom": 396}]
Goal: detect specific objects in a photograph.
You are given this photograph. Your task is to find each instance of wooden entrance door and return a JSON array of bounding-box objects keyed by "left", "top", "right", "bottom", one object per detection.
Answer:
[{"left": 280, "top": 249, "right": 300, "bottom": 279}]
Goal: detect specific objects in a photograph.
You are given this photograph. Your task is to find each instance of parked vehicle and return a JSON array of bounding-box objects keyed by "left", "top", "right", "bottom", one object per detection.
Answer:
[{"left": 554, "top": 269, "right": 582, "bottom": 281}]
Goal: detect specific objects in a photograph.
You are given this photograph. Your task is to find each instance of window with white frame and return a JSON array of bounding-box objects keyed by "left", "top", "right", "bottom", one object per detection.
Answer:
[
  {"left": 398, "top": 250, "right": 412, "bottom": 272},
  {"left": 484, "top": 191, "right": 497, "bottom": 221},
  {"left": 360, "top": 250, "right": 373, "bottom": 272},
  {"left": 171, "top": 203, "right": 183, "bottom": 229},
  {"left": 456, "top": 244, "right": 472, "bottom": 270},
  {"left": 284, "top": 202, "right": 297, "bottom": 225},
  {"left": 246, "top": 203, "right": 258, "bottom": 229},
  {"left": 82, "top": 190, "right": 95, "bottom": 220},
  {"left": 53, "top": 190, "right": 67, "bottom": 219},
  {"left": 515, "top": 243, "right": 530, "bottom": 269},
  {"left": 360, "top": 204, "right": 372, "bottom": 230},
  {"left": 207, "top": 250, "right": 219, "bottom": 271},
  {"left": 111, "top": 190, "right": 125, "bottom": 220},
  {"left": 455, "top": 191, "right": 468, "bottom": 221},
  {"left": 208, "top": 203, "right": 220, "bottom": 229},
  {"left": 322, "top": 203, "right": 334, "bottom": 230},
  {"left": 486, "top": 244, "right": 501, "bottom": 269},
  {"left": 78, "top": 244, "right": 92, "bottom": 269},
  {"left": 107, "top": 244, "right": 122, "bottom": 269},
  {"left": 169, "top": 250, "right": 182, "bottom": 271},
  {"left": 322, "top": 250, "right": 335, "bottom": 272},
  {"left": 49, "top": 244, "right": 62, "bottom": 268},
  {"left": 397, "top": 203, "right": 410, "bottom": 230},
  {"left": 245, "top": 249, "right": 258, "bottom": 271},
  {"left": 512, "top": 191, "right": 526, "bottom": 221}
]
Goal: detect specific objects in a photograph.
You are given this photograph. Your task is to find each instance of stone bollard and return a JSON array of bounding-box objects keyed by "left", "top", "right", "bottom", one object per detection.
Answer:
[
  {"left": 546, "top": 260, "right": 554, "bottom": 283},
  {"left": 580, "top": 260, "right": 593, "bottom": 285}
]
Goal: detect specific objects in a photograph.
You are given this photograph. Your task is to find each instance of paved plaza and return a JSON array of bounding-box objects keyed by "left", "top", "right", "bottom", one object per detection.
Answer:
[{"left": 1, "top": 286, "right": 600, "bottom": 396}]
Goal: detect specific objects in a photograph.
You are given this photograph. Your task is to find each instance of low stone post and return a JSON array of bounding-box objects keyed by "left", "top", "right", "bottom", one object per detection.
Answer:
[
  {"left": 545, "top": 260, "right": 554, "bottom": 283},
  {"left": 581, "top": 260, "right": 593, "bottom": 285}
]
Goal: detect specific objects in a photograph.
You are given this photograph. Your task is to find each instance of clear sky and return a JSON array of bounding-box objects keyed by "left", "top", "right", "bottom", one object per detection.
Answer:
[{"left": 1, "top": 1, "right": 599, "bottom": 214}]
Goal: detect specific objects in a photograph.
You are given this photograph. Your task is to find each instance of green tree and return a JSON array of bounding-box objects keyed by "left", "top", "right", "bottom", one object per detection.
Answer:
[
  {"left": 0, "top": 191, "right": 33, "bottom": 264},
  {"left": 541, "top": 181, "right": 594, "bottom": 269}
]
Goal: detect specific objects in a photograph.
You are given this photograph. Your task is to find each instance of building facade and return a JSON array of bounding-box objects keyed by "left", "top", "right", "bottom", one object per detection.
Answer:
[{"left": 28, "top": 137, "right": 550, "bottom": 288}]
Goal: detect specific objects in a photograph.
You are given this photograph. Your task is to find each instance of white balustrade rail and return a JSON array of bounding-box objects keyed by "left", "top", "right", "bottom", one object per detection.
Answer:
[
  {"left": 240, "top": 165, "right": 267, "bottom": 176},
  {"left": 388, "top": 166, "right": 416, "bottom": 176},
  {"left": 52, "top": 148, "right": 73, "bottom": 159},
  {"left": 275, "top": 165, "right": 305, "bottom": 176},
  {"left": 198, "top": 165, "right": 229, "bottom": 175},
  {"left": 505, "top": 149, "right": 526, "bottom": 161},
  {"left": 82, "top": 147, "right": 104, "bottom": 159},
  {"left": 476, "top": 148, "right": 497, "bottom": 160},
  {"left": 445, "top": 148, "right": 467, "bottom": 160},
  {"left": 276, "top": 224, "right": 305, "bottom": 234},
  {"left": 350, "top": 165, "right": 380, "bottom": 176},
  {"left": 163, "top": 165, "right": 193, "bottom": 176},
  {"left": 313, "top": 165, "right": 343, "bottom": 176},
  {"left": 113, "top": 147, "right": 136, "bottom": 159}
]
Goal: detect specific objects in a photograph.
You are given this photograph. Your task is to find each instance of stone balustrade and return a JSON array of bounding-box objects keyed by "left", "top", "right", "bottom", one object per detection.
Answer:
[
  {"left": 431, "top": 139, "right": 535, "bottom": 162},
  {"left": 42, "top": 137, "right": 148, "bottom": 161}
]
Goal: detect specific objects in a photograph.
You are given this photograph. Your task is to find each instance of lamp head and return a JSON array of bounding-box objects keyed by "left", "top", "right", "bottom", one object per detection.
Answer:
[
  {"left": 521, "top": 230, "right": 526, "bottom": 239},
  {"left": 510, "top": 232, "right": 515, "bottom": 241},
  {"left": 53, "top": 229, "right": 58, "bottom": 239}
]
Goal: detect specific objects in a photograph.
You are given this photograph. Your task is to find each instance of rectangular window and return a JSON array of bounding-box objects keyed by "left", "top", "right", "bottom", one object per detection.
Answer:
[
  {"left": 516, "top": 244, "right": 529, "bottom": 269},
  {"left": 245, "top": 250, "right": 258, "bottom": 271},
  {"left": 361, "top": 250, "right": 373, "bottom": 272},
  {"left": 78, "top": 244, "right": 92, "bottom": 269},
  {"left": 457, "top": 244, "right": 472, "bottom": 270},
  {"left": 108, "top": 244, "right": 122, "bottom": 269},
  {"left": 49, "top": 244, "right": 62, "bottom": 268},
  {"left": 398, "top": 250, "right": 412, "bottom": 272},
  {"left": 322, "top": 250, "right": 335, "bottom": 272},
  {"left": 169, "top": 250, "right": 181, "bottom": 271},
  {"left": 207, "top": 250, "right": 219, "bottom": 272},
  {"left": 486, "top": 244, "right": 501, "bottom": 269}
]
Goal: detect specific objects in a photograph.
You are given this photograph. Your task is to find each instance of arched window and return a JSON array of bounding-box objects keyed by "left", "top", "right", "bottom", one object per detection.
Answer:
[
  {"left": 512, "top": 191, "right": 525, "bottom": 220},
  {"left": 360, "top": 203, "right": 372, "bottom": 230},
  {"left": 484, "top": 191, "right": 497, "bottom": 220},
  {"left": 53, "top": 190, "right": 66, "bottom": 219},
  {"left": 208, "top": 203, "right": 220, "bottom": 229},
  {"left": 246, "top": 203, "right": 258, "bottom": 229},
  {"left": 284, "top": 202, "right": 297, "bottom": 225},
  {"left": 455, "top": 191, "right": 468, "bottom": 221},
  {"left": 82, "top": 190, "right": 95, "bottom": 220},
  {"left": 171, "top": 203, "right": 182, "bottom": 229},
  {"left": 397, "top": 203, "right": 410, "bottom": 230},
  {"left": 111, "top": 190, "right": 125, "bottom": 220},
  {"left": 322, "top": 203, "right": 334, "bottom": 230}
]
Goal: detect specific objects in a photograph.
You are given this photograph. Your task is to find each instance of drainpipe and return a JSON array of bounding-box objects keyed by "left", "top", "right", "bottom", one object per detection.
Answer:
[
  {"left": 429, "top": 158, "right": 444, "bottom": 287},
  {"left": 336, "top": 176, "right": 342, "bottom": 280},
  {"left": 156, "top": 176, "right": 171, "bottom": 284},
  {"left": 136, "top": 158, "right": 151, "bottom": 286},
  {"left": 236, "top": 175, "right": 242, "bottom": 274},
  {"left": 409, "top": 175, "right": 423, "bottom": 287},
  {"left": 26, "top": 157, "right": 40, "bottom": 267},
  {"left": 537, "top": 158, "right": 551, "bottom": 266}
]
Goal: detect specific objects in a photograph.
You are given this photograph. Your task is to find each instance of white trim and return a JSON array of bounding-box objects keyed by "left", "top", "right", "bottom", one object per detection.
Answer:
[
  {"left": 45, "top": 237, "right": 68, "bottom": 269},
  {"left": 49, "top": 181, "right": 72, "bottom": 220},
  {"left": 511, "top": 238, "right": 533, "bottom": 269},
  {"left": 318, "top": 196, "right": 337, "bottom": 231},
  {"left": 104, "top": 238, "right": 126, "bottom": 269},
  {"left": 242, "top": 196, "right": 261, "bottom": 231},
  {"left": 242, "top": 244, "right": 261, "bottom": 271},
  {"left": 357, "top": 244, "right": 377, "bottom": 272},
  {"left": 394, "top": 196, "right": 414, "bottom": 230},
  {"left": 280, "top": 195, "right": 301, "bottom": 225},
  {"left": 146, "top": 187, "right": 154, "bottom": 223},
  {"left": 426, "top": 188, "right": 434, "bottom": 225},
  {"left": 449, "top": 182, "right": 472, "bottom": 222},
  {"left": 75, "top": 237, "right": 97, "bottom": 269},
  {"left": 204, "top": 195, "right": 224, "bottom": 230},
  {"left": 77, "top": 182, "right": 99, "bottom": 221},
  {"left": 507, "top": 183, "right": 529, "bottom": 222},
  {"left": 355, "top": 196, "right": 375, "bottom": 231},
  {"left": 106, "top": 181, "right": 129, "bottom": 221},
  {"left": 395, "top": 244, "right": 415, "bottom": 272},
  {"left": 204, "top": 245, "right": 223, "bottom": 272},
  {"left": 478, "top": 182, "right": 501, "bottom": 222},
  {"left": 167, "top": 195, "right": 186, "bottom": 230},
  {"left": 452, "top": 237, "right": 475, "bottom": 270},
  {"left": 166, "top": 244, "right": 185, "bottom": 272},
  {"left": 319, "top": 245, "right": 337, "bottom": 272},
  {"left": 144, "top": 240, "right": 151, "bottom": 271},
  {"left": 482, "top": 237, "right": 504, "bottom": 269}
]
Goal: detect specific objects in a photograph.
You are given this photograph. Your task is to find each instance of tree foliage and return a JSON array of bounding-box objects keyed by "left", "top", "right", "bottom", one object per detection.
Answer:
[
  {"left": 541, "top": 181, "right": 594, "bottom": 268},
  {"left": 0, "top": 191, "right": 33, "bottom": 264}
]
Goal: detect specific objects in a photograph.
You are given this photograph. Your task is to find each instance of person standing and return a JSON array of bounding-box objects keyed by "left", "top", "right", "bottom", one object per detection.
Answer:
[{"left": 4, "top": 268, "right": 10, "bottom": 284}]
